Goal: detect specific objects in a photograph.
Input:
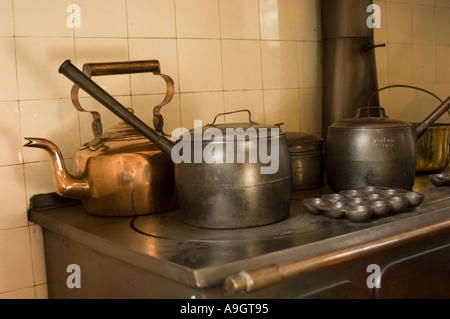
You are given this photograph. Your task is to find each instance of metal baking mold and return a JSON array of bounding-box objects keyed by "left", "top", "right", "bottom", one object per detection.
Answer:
[
  {"left": 302, "top": 186, "right": 425, "bottom": 223},
  {"left": 429, "top": 173, "right": 450, "bottom": 186}
]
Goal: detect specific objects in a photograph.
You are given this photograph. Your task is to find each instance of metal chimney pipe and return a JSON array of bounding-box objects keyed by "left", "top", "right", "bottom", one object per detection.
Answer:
[{"left": 321, "top": 0, "right": 382, "bottom": 138}]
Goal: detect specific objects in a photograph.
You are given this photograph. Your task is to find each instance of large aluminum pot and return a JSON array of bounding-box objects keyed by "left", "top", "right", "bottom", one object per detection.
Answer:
[
  {"left": 58, "top": 60, "right": 292, "bottom": 229},
  {"left": 174, "top": 113, "right": 291, "bottom": 228},
  {"left": 325, "top": 99, "right": 450, "bottom": 191},
  {"left": 416, "top": 123, "right": 450, "bottom": 172}
]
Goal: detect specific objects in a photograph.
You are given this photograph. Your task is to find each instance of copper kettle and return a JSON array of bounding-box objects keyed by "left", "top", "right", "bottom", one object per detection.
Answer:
[{"left": 24, "top": 61, "right": 178, "bottom": 216}]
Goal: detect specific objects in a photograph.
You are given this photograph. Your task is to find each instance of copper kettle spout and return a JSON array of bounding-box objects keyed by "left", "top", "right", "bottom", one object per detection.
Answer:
[
  {"left": 23, "top": 137, "right": 90, "bottom": 200},
  {"left": 414, "top": 96, "right": 450, "bottom": 140}
]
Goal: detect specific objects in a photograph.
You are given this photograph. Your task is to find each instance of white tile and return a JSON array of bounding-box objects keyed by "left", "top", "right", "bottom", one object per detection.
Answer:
[
  {"left": 386, "top": 2, "right": 413, "bottom": 43},
  {"left": 435, "top": 6, "right": 450, "bottom": 45},
  {"left": 175, "top": 0, "right": 220, "bottom": 38},
  {"left": 0, "top": 0, "right": 14, "bottom": 36},
  {"left": 413, "top": 44, "right": 436, "bottom": 83},
  {"left": 34, "top": 284, "right": 48, "bottom": 299},
  {"left": 20, "top": 98, "right": 80, "bottom": 162},
  {"left": 129, "top": 38, "right": 179, "bottom": 95},
  {"left": 74, "top": 38, "right": 131, "bottom": 97},
  {"left": 24, "top": 161, "right": 58, "bottom": 204},
  {"left": 386, "top": 83, "right": 416, "bottom": 122},
  {"left": 411, "top": 0, "right": 434, "bottom": 5},
  {"left": 221, "top": 40, "right": 262, "bottom": 91},
  {"left": 373, "top": 0, "right": 388, "bottom": 44},
  {"left": 0, "top": 37, "right": 18, "bottom": 101},
  {"left": 0, "top": 227, "right": 34, "bottom": 293},
  {"left": 15, "top": 37, "right": 75, "bottom": 100},
  {"left": 73, "top": 0, "right": 128, "bottom": 37},
  {"left": 0, "top": 165, "right": 27, "bottom": 230},
  {"left": 0, "top": 286, "right": 35, "bottom": 299},
  {"left": 263, "top": 89, "right": 300, "bottom": 131},
  {"left": 127, "top": 0, "right": 176, "bottom": 38},
  {"left": 297, "top": 41, "right": 322, "bottom": 88},
  {"left": 375, "top": 46, "right": 389, "bottom": 85},
  {"left": 29, "top": 224, "right": 47, "bottom": 286},
  {"left": 435, "top": 0, "right": 450, "bottom": 7},
  {"left": 387, "top": 44, "right": 414, "bottom": 83},
  {"left": 377, "top": 82, "right": 391, "bottom": 111},
  {"left": 219, "top": 0, "right": 261, "bottom": 39},
  {"left": 436, "top": 45, "right": 450, "bottom": 83},
  {"left": 412, "top": 83, "right": 443, "bottom": 123},
  {"left": 223, "top": 90, "right": 265, "bottom": 123},
  {"left": 391, "top": 0, "right": 412, "bottom": 3},
  {"left": 436, "top": 82, "right": 450, "bottom": 102},
  {"left": 261, "top": 41, "right": 299, "bottom": 89},
  {"left": 0, "top": 102, "right": 23, "bottom": 166},
  {"left": 299, "top": 87, "right": 322, "bottom": 134},
  {"left": 131, "top": 94, "right": 181, "bottom": 135},
  {"left": 179, "top": 92, "right": 224, "bottom": 129},
  {"left": 177, "top": 39, "right": 223, "bottom": 92},
  {"left": 411, "top": 4, "right": 435, "bottom": 44},
  {"left": 260, "top": 0, "right": 297, "bottom": 40},
  {"left": 294, "top": 0, "right": 322, "bottom": 41},
  {"left": 13, "top": 0, "right": 73, "bottom": 36}
]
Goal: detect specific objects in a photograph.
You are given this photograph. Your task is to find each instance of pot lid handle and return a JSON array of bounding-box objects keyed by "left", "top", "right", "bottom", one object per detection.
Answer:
[
  {"left": 71, "top": 60, "right": 174, "bottom": 150},
  {"left": 207, "top": 109, "right": 257, "bottom": 126},
  {"left": 355, "top": 106, "right": 388, "bottom": 119}
]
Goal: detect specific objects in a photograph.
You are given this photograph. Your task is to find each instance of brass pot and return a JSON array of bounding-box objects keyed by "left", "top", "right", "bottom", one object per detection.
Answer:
[{"left": 416, "top": 123, "right": 450, "bottom": 172}]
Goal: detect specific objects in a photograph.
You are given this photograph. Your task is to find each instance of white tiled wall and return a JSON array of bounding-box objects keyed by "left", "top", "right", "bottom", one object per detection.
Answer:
[
  {"left": 374, "top": 0, "right": 450, "bottom": 123},
  {"left": 0, "top": 0, "right": 449, "bottom": 299}
]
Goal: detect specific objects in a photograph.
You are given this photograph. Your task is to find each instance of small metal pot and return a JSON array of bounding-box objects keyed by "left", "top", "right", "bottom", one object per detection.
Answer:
[
  {"left": 286, "top": 132, "right": 324, "bottom": 190},
  {"left": 416, "top": 123, "right": 450, "bottom": 172}
]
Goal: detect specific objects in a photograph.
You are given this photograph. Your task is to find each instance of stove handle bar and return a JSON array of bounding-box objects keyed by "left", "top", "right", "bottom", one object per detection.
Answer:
[{"left": 222, "top": 218, "right": 450, "bottom": 296}]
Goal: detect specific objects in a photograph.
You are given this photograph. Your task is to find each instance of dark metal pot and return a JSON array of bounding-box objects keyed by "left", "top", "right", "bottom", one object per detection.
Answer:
[
  {"left": 285, "top": 132, "right": 324, "bottom": 190},
  {"left": 58, "top": 60, "right": 292, "bottom": 229},
  {"left": 325, "top": 98, "right": 450, "bottom": 191}
]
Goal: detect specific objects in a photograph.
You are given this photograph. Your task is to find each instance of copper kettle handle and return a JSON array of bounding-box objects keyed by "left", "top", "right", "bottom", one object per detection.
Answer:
[
  {"left": 71, "top": 60, "right": 174, "bottom": 150},
  {"left": 83, "top": 60, "right": 161, "bottom": 76}
]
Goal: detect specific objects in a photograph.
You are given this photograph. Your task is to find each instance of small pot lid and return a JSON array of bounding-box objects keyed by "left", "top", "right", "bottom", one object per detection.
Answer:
[{"left": 285, "top": 131, "right": 323, "bottom": 152}]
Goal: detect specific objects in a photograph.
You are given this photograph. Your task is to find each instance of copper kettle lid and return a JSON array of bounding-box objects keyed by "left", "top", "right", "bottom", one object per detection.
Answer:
[{"left": 102, "top": 121, "right": 145, "bottom": 141}]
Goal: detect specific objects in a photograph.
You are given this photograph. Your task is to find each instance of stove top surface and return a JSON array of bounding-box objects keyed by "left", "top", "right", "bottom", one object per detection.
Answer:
[{"left": 29, "top": 174, "right": 450, "bottom": 287}]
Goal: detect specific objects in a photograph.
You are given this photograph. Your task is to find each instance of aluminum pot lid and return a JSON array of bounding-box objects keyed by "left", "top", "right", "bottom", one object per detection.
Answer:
[
  {"left": 185, "top": 122, "right": 283, "bottom": 142},
  {"left": 285, "top": 131, "right": 323, "bottom": 152}
]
